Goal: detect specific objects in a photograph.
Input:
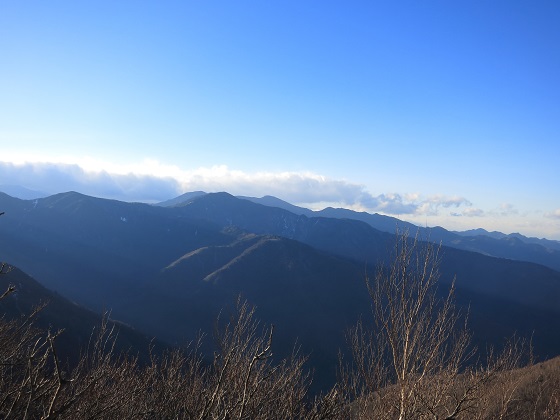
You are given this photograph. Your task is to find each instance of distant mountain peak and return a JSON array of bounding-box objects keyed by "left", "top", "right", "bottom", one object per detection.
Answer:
[
  {"left": 0, "top": 185, "right": 48, "bottom": 200},
  {"left": 157, "top": 191, "right": 207, "bottom": 207}
]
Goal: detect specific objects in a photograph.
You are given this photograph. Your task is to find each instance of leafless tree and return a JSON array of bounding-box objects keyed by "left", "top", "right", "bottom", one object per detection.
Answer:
[
  {"left": 341, "top": 230, "right": 477, "bottom": 419},
  {"left": 340, "top": 229, "right": 547, "bottom": 419},
  {"left": 375, "top": 230, "right": 470, "bottom": 418},
  {"left": 0, "top": 287, "right": 343, "bottom": 418},
  {"left": 190, "top": 297, "right": 343, "bottom": 419}
]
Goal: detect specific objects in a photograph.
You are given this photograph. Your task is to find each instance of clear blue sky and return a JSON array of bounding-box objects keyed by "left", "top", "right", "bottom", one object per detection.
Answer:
[{"left": 1, "top": 1, "right": 559, "bottom": 239}]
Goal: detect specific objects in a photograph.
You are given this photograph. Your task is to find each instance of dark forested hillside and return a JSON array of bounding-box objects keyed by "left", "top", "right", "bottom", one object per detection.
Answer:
[{"left": 0, "top": 266, "right": 161, "bottom": 365}]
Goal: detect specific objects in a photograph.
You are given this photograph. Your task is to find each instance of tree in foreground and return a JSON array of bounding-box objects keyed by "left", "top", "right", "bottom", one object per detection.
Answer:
[
  {"left": 341, "top": 229, "right": 539, "bottom": 419},
  {"left": 0, "top": 285, "right": 343, "bottom": 419}
]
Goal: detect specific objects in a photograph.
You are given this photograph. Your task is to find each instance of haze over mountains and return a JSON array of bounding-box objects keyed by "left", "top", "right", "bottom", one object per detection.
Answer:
[
  {"left": 235, "top": 193, "right": 560, "bottom": 271},
  {"left": 1, "top": 188, "right": 560, "bottom": 390}
]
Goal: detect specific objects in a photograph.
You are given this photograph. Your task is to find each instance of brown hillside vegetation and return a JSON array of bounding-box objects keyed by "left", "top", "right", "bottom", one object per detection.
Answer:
[
  {"left": 2, "top": 292, "right": 560, "bottom": 419},
  {"left": 478, "top": 355, "right": 560, "bottom": 419},
  {"left": 339, "top": 230, "right": 559, "bottom": 419},
  {"left": 344, "top": 346, "right": 560, "bottom": 419},
  {"left": 0, "top": 291, "right": 343, "bottom": 419}
]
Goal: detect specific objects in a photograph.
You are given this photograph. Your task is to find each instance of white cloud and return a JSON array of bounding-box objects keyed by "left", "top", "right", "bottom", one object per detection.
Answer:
[
  {"left": 0, "top": 160, "right": 475, "bottom": 216},
  {"left": 463, "top": 208, "right": 485, "bottom": 217},
  {"left": 498, "top": 203, "right": 518, "bottom": 216},
  {"left": 415, "top": 195, "right": 472, "bottom": 216},
  {"left": 3, "top": 159, "right": 558, "bottom": 238},
  {"left": 545, "top": 209, "right": 560, "bottom": 220},
  {"left": 178, "top": 166, "right": 367, "bottom": 205},
  {"left": 0, "top": 161, "right": 181, "bottom": 202}
]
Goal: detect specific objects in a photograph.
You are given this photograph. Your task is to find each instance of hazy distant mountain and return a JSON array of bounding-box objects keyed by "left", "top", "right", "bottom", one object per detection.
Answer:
[
  {"left": 238, "top": 196, "right": 406, "bottom": 233},
  {"left": 2, "top": 190, "right": 560, "bottom": 390},
  {"left": 456, "top": 228, "right": 560, "bottom": 252},
  {"left": 169, "top": 192, "right": 560, "bottom": 272},
  {"left": 455, "top": 228, "right": 508, "bottom": 239},
  {"left": 0, "top": 184, "right": 48, "bottom": 200},
  {"left": 156, "top": 190, "right": 207, "bottom": 207},
  {"left": 238, "top": 195, "right": 315, "bottom": 217},
  {"left": 228, "top": 194, "right": 560, "bottom": 271}
]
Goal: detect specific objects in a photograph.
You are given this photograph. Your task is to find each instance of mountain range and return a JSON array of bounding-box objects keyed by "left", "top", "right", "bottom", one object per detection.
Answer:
[
  {"left": 234, "top": 193, "right": 560, "bottom": 270},
  {"left": 1, "top": 189, "right": 559, "bottom": 391}
]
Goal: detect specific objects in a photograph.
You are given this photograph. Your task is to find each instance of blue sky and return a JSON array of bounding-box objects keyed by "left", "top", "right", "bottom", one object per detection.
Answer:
[{"left": 1, "top": 1, "right": 559, "bottom": 239}]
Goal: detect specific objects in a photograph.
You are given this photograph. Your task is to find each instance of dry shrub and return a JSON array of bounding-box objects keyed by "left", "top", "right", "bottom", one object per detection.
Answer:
[{"left": 0, "top": 285, "right": 342, "bottom": 419}]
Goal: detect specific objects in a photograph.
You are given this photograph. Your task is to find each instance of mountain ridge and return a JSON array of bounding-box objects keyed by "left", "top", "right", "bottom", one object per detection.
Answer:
[
  {"left": 2, "top": 190, "right": 560, "bottom": 391},
  {"left": 231, "top": 193, "right": 560, "bottom": 270}
]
